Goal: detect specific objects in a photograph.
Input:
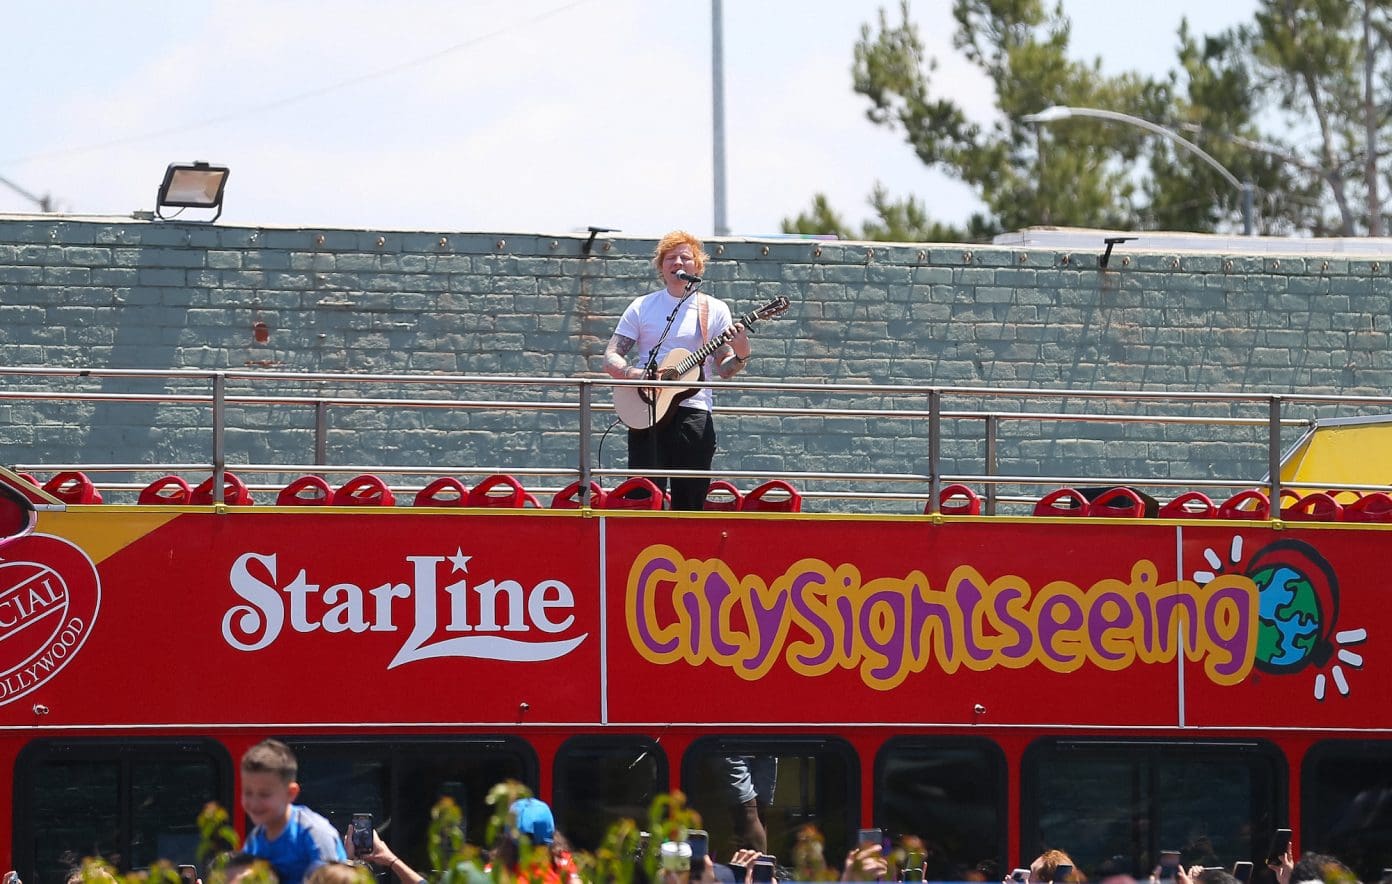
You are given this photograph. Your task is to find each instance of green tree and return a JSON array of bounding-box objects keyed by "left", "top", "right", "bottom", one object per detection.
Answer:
[
  {"left": 1239, "top": 0, "right": 1392, "bottom": 235},
  {"left": 786, "top": 0, "right": 1173, "bottom": 240},
  {"left": 786, "top": 0, "right": 1390, "bottom": 241}
]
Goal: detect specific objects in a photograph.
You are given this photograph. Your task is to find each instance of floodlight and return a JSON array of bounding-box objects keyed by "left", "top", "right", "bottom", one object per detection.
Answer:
[{"left": 155, "top": 161, "right": 229, "bottom": 222}]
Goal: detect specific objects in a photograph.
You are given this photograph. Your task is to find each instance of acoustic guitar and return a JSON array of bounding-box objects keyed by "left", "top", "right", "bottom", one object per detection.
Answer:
[{"left": 613, "top": 296, "right": 790, "bottom": 429}]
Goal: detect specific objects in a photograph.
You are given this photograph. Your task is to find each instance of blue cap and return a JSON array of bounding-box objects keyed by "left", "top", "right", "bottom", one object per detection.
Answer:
[{"left": 510, "top": 797, "right": 555, "bottom": 845}]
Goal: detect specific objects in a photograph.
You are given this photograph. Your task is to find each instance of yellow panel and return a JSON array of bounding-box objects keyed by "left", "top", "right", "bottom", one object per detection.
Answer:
[
  {"left": 1280, "top": 422, "right": 1392, "bottom": 487},
  {"left": 31, "top": 509, "right": 183, "bottom": 565}
]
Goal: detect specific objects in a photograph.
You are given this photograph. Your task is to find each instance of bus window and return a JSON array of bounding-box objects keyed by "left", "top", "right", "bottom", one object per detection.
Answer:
[
  {"left": 875, "top": 737, "right": 1008, "bottom": 880},
  {"left": 1021, "top": 740, "right": 1284, "bottom": 880},
  {"left": 1303, "top": 740, "right": 1392, "bottom": 882},
  {"left": 15, "top": 740, "right": 231, "bottom": 884},
  {"left": 553, "top": 736, "right": 667, "bottom": 852},
  {"left": 681, "top": 737, "right": 857, "bottom": 865},
  {"left": 288, "top": 737, "right": 536, "bottom": 873}
]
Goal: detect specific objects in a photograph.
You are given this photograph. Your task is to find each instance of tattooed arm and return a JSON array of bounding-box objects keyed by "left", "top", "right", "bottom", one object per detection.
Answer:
[
  {"left": 604, "top": 333, "right": 642, "bottom": 380},
  {"left": 714, "top": 324, "right": 751, "bottom": 379}
]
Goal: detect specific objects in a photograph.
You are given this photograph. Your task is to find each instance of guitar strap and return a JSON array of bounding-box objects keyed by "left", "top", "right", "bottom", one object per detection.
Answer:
[{"left": 697, "top": 294, "right": 710, "bottom": 379}]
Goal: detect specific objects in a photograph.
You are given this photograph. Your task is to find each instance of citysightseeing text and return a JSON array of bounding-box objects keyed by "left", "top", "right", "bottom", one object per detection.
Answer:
[{"left": 626, "top": 545, "right": 1257, "bottom": 691}]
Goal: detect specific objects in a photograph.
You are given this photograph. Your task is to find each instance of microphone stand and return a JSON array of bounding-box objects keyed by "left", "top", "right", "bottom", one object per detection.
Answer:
[{"left": 639, "top": 277, "right": 700, "bottom": 508}]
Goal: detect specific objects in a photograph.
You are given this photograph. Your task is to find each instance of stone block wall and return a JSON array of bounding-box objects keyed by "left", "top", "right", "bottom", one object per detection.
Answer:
[{"left": 2, "top": 215, "right": 1390, "bottom": 511}]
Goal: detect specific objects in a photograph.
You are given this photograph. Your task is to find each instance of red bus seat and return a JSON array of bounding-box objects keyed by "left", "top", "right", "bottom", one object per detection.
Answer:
[
  {"left": 43, "top": 471, "right": 103, "bottom": 504},
  {"left": 0, "top": 484, "right": 33, "bottom": 538},
  {"left": 1217, "top": 490, "right": 1270, "bottom": 520},
  {"left": 1281, "top": 491, "right": 1343, "bottom": 522},
  {"left": 742, "top": 480, "right": 801, "bottom": 513},
  {"left": 413, "top": 477, "right": 470, "bottom": 507},
  {"left": 703, "top": 480, "right": 743, "bottom": 512},
  {"left": 277, "top": 476, "right": 333, "bottom": 506},
  {"left": 1344, "top": 491, "right": 1392, "bottom": 523},
  {"left": 1277, "top": 488, "right": 1302, "bottom": 515},
  {"left": 1033, "top": 487, "right": 1088, "bottom": 517},
  {"left": 1088, "top": 486, "right": 1147, "bottom": 518},
  {"left": 934, "top": 483, "right": 981, "bottom": 516},
  {"left": 333, "top": 474, "right": 396, "bottom": 507},
  {"left": 192, "top": 472, "right": 254, "bottom": 506},
  {"left": 552, "top": 481, "right": 605, "bottom": 509},
  {"left": 1158, "top": 491, "right": 1216, "bottom": 519},
  {"left": 604, "top": 477, "right": 666, "bottom": 510},
  {"left": 138, "top": 475, "right": 192, "bottom": 505},
  {"left": 467, "top": 474, "right": 531, "bottom": 508}
]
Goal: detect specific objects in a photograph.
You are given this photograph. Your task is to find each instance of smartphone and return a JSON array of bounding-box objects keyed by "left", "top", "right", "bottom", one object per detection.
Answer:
[
  {"left": 858, "top": 827, "right": 884, "bottom": 847},
  {"left": 1054, "top": 864, "right": 1074, "bottom": 883},
  {"left": 1267, "top": 828, "right": 1293, "bottom": 865},
  {"left": 1232, "top": 864, "right": 1254, "bottom": 884},
  {"left": 687, "top": 830, "right": 708, "bottom": 871},
  {"left": 752, "top": 861, "right": 775, "bottom": 883},
  {"left": 351, "top": 812, "right": 374, "bottom": 856},
  {"left": 177, "top": 865, "right": 198, "bottom": 884},
  {"left": 1159, "top": 850, "right": 1181, "bottom": 883},
  {"left": 1012, "top": 869, "right": 1030, "bottom": 883}
]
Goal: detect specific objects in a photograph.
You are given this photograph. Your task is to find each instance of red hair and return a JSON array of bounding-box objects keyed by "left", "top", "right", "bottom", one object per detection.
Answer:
[{"left": 652, "top": 230, "right": 707, "bottom": 277}]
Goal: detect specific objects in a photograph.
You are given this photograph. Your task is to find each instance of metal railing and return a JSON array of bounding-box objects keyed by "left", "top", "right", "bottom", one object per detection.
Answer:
[{"left": 2, "top": 366, "right": 1389, "bottom": 513}]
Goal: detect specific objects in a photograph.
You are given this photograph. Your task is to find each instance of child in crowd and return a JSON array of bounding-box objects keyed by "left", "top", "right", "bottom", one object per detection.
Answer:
[{"left": 240, "top": 739, "right": 346, "bottom": 884}]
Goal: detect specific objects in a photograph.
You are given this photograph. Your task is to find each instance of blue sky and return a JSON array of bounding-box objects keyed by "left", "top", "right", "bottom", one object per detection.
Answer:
[{"left": 2, "top": 0, "right": 1258, "bottom": 237}]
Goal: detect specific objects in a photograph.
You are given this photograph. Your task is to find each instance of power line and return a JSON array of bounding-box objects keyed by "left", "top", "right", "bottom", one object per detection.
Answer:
[{"left": 1, "top": 0, "right": 596, "bottom": 167}]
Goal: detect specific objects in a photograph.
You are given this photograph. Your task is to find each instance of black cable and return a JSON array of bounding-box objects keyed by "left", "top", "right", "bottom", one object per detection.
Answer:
[{"left": 595, "top": 417, "right": 622, "bottom": 477}]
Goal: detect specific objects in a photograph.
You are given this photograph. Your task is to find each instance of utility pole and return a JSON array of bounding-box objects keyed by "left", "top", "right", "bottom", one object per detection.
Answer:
[{"left": 711, "top": 0, "right": 729, "bottom": 236}]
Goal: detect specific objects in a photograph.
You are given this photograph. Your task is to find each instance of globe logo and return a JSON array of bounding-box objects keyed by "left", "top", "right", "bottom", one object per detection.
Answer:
[
  {"left": 1247, "top": 540, "right": 1338, "bottom": 676},
  {"left": 1252, "top": 563, "right": 1325, "bottom": 672}
]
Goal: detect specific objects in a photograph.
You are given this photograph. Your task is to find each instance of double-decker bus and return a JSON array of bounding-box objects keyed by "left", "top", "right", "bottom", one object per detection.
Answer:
[{"left": 0, "top": 369, "right": 1389, "bottom": 884}]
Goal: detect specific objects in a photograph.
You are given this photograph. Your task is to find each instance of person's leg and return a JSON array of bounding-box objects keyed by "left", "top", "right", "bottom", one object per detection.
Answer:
[
  {"left": 751, "top": 755, "right": 778, "bottom": 843},
  {"left": 667, "top": 408, "right": 715, "bottom": 511},
  {"left": 627, "top": 427, "right": 669, "bottom": 498},
  {"left": 722, "top": 756, "right": 768, "bottom": 853}
]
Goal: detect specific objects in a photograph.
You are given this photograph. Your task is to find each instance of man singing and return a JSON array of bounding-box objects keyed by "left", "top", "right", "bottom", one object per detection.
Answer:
[{"left": 603, "top": 230, "right": 751, "bottom": 510}]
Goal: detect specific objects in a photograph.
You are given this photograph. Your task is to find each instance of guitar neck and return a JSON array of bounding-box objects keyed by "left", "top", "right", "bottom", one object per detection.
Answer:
[{"left": 675, "top": 310, "right": 762, "bottom": 374}]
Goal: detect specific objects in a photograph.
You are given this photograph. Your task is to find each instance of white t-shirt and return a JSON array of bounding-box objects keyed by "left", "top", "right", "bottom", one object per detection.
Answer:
[{"left": 615, "top": 289, "right": 734, "bottom": 412}]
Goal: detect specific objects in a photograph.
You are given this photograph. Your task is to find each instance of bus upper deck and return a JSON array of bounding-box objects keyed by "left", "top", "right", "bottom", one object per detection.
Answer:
[{"left": 0, "top": 368, "right": 1390, "bottom": 884}]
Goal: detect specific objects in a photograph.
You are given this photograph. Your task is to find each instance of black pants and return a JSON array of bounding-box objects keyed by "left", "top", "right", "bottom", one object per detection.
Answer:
[{"left": 627, "top": 406, "right": 715, "bottom": 511}]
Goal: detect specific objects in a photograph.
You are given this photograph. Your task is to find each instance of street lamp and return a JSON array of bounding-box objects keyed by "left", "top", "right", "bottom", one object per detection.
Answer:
[{"left": 1022, "top": 105, "right": 1255, "bottom": 236}]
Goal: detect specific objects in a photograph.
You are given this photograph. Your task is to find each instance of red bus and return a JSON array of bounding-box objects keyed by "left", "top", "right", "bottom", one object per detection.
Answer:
[{"left": 0, "top": 371, "right": 1388, "bottom": 884}]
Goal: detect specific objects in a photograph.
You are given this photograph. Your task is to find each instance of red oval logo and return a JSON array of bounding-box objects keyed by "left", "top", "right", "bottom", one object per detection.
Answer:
[{"left": 0, "top": 534, "right": 100, "bottom": 704}]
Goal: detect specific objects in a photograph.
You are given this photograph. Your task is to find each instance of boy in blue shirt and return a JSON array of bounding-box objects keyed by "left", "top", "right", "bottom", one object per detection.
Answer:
[{"left": 240, "top": 739, "right": 345, "bottom": 884}]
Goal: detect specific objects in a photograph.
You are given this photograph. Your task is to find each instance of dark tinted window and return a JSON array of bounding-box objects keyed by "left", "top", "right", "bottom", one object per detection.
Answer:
[
  {"left": 681, "top": 737, "right": 857, "bottom": 864},
  {"left": 553, "top": 736, "right": 667, "bottom": 852},
  {"left": 1303, "top": 740, "right": 1392, "bottom": 882},
  {"left": 1021, "top": 740, "right": 1284, "bottom": 879},
  {"left": 15, "top": 740, "right": 231, "bottom": 884},
  {"left": 875, "top": 737, "right": 1007, "bottom": 880},
  {"left": 288, "top": 737, "right": 535, "bottom": 874}
]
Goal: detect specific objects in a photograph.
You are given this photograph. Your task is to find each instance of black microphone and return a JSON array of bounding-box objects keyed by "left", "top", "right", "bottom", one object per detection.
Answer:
[{"left": 675, "top": 270, "right": 701, "bottom": 283}]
